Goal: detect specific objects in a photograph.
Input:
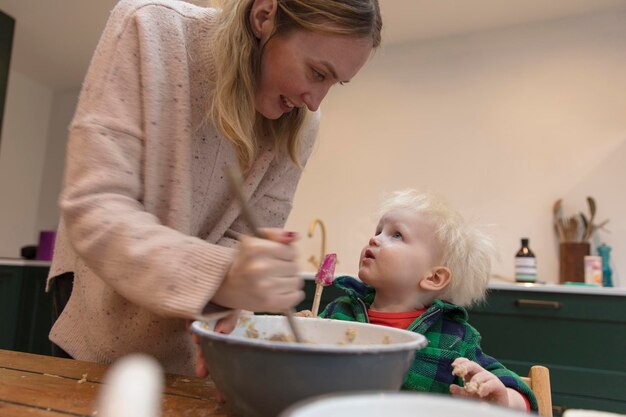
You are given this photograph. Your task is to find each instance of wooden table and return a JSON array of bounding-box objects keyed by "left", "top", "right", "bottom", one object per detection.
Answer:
[{"left": 0, "top": 349, "right": 227, "bottom": 416}]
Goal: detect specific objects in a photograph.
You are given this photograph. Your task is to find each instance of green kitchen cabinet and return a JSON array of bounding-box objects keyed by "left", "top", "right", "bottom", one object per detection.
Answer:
[
  {"left": 468, "top": 286, "right": 626, "bottom": 416},
  {"left": 298, "top": 278, "right": 346, "bottom": 313},
  {"left": 0, "top": 9, "right": 15, "bottom": 144},
  {"left": 0, "top": 261, "right": 53, "bottom": 355}
]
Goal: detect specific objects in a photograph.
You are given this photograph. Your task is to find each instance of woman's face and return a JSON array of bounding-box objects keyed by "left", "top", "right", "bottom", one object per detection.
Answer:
[{"left": 254, "top": 30, "right": 373, "bottom": 120}]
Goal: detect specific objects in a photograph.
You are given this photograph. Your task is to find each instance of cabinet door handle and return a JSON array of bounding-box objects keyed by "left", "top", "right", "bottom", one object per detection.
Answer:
[{"left": 515, "top": 299, "right": 561, "bottom": 309}]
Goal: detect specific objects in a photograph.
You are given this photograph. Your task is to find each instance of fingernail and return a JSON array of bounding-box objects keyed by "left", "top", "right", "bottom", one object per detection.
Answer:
[{"left": 285, "top": 231, "right": 297, "bottom": 238}]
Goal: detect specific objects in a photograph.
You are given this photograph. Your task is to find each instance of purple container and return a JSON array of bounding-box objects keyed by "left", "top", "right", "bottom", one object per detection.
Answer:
[{"left": 36, "top": 230, "right": 56, "bottom": 261}]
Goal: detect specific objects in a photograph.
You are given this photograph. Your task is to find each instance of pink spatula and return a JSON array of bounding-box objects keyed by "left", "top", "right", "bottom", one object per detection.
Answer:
[{"left": 311, "top": 253, "right": 337, "bottom": 316}]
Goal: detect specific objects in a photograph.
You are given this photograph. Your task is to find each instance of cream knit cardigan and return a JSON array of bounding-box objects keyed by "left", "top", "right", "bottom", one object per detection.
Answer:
[{"left": 48, "top": 0, "right": 319, "bottom": 375}]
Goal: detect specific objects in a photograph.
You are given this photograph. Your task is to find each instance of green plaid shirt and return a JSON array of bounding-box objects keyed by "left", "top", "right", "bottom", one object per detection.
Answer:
[{"left": 320, "top": 276, "right": 537, "bottom": 411}]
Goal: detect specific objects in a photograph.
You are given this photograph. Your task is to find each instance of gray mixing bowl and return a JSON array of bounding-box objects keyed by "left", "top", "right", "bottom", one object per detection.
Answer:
[{"left": 191, "top": 315, "right": 427, "bottom": 417}]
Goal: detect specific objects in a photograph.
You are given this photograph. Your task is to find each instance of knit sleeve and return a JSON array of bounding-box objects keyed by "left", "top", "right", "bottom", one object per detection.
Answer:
[
  {"left": 60, "top": 2, "right": 235, "bottom": 320},
  {"left": 462, "top": 329, "right": 538, "bottom": 411}
]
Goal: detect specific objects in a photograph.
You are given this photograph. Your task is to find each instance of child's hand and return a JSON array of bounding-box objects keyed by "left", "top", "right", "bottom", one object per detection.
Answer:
[{"left": 450, "top": 358, "right": 509, "bottom": 407}]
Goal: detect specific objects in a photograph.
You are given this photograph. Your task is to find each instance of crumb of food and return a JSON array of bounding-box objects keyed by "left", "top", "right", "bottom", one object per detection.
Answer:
[
  {"left": 465, "top": 380, "right": 479, "bottom": 394},
  {"left": 337, "top": 341, "right": 347, "bottom": 345},
  {"left": 77, "top": 373, "right": 88, "bottom": 384},
  {"left": 242, "top": 324, "right": 313, "bottom": 343},
  {"left": 345, "top": 328, "right": 357, "bottom": 342},
  {"left": 180, "top": 378, "right": 190, "bottom": 383},
  {"left": 269, "top": 333, "right": 295, "bottom": 342},
  {"left": 246, "top": 323, "right": 259, "bottom": 339},
  {"left": 295, "top": 310, "right": 314, "bottom": 317},
  {"left": 382, "top": 336, "right": 391, "bottom": 344},
  {"left": 238, "top": 316, "right": 252, "bottom": 325},
  {"left": 452, "top": 364, "right": 469, "bottom": 378},
  {"left": 43, "top": 373, "right": 61, "bottom": 378}
]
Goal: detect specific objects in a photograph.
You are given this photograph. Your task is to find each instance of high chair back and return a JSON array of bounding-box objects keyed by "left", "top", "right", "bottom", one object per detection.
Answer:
[{"left": 521, "top": 365, "right": 553, "bottom": 417}]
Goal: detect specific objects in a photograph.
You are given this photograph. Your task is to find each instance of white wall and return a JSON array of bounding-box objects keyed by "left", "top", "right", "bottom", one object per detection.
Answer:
[
  {"left": 35, "top": 89, "right": 78, "bottom": 232},
  {"left": 286, "top": 11, "right": 626, "bottom": 286},
  {"left": 0, "top": 10, "right": 623, "bottom": 288},
  {"left": 0, "top": 70, "right": 52, "bottom": 256}
]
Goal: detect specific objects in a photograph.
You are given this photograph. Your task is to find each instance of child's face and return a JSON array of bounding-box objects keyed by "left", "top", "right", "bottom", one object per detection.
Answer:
[{"left": 358, "top": 208, "right": 442, "bottom": 295}]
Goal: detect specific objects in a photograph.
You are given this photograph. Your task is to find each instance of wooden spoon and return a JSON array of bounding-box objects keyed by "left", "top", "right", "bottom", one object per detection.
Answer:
[
  {"left": 569, "top": 216, "right": 579, "bottom": 241},
  {"left": 552, "top": 199, "right": 565, "bottom": 242},
  {"left": 583, "top": 196, "right": 596, "bottom": 241},
  {"left": 225, "top": 166, "right": 304, "bottom": 343}
]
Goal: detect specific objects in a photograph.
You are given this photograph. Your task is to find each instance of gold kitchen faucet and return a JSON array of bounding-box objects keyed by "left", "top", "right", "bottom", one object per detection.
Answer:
[{"left": 307, "top": 218, "right": 326, "bottom": 270}]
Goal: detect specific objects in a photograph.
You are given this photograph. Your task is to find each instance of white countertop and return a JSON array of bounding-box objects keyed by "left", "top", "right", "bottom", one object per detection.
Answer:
[
  {"left": 302, "top": 272, "right": 626, "bottom": 296},
  {"left": 487, "top": 281, "right": 626, "bottom": 296},
  {"left": 3, "top": 262, "right": 622, "bottom": 295},
  {"left": 0, "top": 257, "right": 52, "bottom": 267}
]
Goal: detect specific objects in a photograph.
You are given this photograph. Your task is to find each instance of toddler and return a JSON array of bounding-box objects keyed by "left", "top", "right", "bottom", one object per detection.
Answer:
[{"left": 317, "top": 190, "right": 536, "bottom": 411}]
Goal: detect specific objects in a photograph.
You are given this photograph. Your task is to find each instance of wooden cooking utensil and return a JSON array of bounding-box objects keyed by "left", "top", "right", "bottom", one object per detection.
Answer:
[
  {"left": 583, "top": 196, "right": 596, "bottom": 241},
  {"left": 552, "top": 199, "right": 565, "bottom": 242},
  {"left": 225, "top": 166, "right": 304, "bottom": 343}
]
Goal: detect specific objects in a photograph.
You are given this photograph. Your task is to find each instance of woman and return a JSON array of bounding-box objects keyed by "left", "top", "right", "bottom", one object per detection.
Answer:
[{"left": 48, "top": 0, "right": 382, "bottom": 376}]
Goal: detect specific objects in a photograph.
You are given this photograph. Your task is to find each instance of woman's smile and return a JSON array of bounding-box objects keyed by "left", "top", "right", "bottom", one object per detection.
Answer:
[{"left": 280, "top": 95, "right": 296, "bottom": 112}]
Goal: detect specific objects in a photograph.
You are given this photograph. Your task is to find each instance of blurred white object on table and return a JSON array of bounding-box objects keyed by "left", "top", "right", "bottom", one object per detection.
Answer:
[
  {"left": 97, "top": 354, "right": 164, "bottom": 417},
  {"left": 279, "top": 392, "right": 527, "bottom": 417},
  {"left": 564, "top": 410, "right": 626, "bottom": 417}
]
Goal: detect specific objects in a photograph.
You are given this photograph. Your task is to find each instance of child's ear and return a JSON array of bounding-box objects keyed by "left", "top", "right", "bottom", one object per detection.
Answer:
[
  {"left": 419, "top": 266, "right": 452, "bottom": 291},
  {"left": 249, "top": 0, "right": 278, "bottom": 39}
]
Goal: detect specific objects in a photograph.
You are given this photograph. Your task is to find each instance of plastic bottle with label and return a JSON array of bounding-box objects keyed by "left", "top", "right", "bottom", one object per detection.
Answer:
[
  {"left": 597, "top": 243, "right": 613, "bottom": 287},
  {"left": 515, "top": 238, "right": 537, "bottom": 283}
]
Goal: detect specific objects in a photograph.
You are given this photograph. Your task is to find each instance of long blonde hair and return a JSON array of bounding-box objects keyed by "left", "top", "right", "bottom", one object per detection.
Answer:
[
  {"left": 378, "top": 190, "right": 496, "bottom": 307},
  {"left": 210, "top": 0, "right": 382, "bottom": 170}
]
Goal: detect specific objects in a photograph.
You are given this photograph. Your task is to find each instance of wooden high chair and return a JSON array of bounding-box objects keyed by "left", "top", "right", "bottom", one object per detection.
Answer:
[{"left": 521, "top": 365, "right": 553, "bottom": 417}]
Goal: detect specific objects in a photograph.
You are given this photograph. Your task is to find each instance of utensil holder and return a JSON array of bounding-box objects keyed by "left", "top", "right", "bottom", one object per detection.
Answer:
[{"left": 559, "top": 242, "right": 590, "bottom": 283}]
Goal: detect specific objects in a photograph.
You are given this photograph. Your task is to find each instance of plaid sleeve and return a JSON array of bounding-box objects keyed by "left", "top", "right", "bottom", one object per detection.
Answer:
[
  {"left": 319, "top": 296, "right": 358, "bottom": 321},
  {"left": 463, "top": 330, "right": 538, "bottom": 411}
]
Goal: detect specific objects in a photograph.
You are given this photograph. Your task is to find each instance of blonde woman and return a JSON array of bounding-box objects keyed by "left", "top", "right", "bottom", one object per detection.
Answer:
[{"left": 48, "top": 0, "right": 382, "bottom": 375}]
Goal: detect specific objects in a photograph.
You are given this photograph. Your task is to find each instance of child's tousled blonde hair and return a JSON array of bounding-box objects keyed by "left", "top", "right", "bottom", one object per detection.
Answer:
[
  {"left": 209, "top": 0, "right": 382, "bottom": 170},
  {"left": 378, "top": 189, "right": 496, "bottom": 307}
]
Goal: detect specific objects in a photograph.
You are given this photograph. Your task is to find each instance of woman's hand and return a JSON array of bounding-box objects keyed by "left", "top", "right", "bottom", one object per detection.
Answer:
[
  {"left": 211, "top": 228, "right": 304, "bottom": 312},
  {"left": 449, "top": 358, "right": 527, "bottom": 410},
  {"left": 193, "top": 310, "right": 241, "bottom": 377},
  {"left": 191, "top": 310, "right": 245, "bottom": 403}
]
